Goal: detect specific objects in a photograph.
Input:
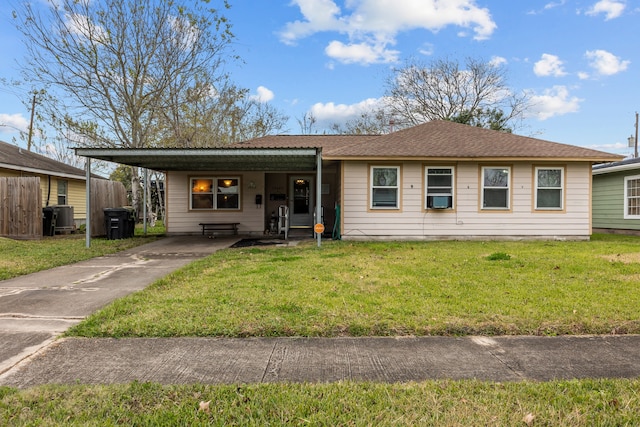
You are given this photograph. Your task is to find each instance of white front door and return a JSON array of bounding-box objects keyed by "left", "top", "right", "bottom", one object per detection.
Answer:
[{"left": 289, "top": 176, "right": 314, "bottom": 227}]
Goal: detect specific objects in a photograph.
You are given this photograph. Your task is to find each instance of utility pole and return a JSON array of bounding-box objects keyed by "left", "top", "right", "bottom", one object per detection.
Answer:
[
  {"left": 635, "top": 112, "right": 638, "bottom": 159},
  {"left": 27, "top": 93, "right": 36, "bottom": 151}
]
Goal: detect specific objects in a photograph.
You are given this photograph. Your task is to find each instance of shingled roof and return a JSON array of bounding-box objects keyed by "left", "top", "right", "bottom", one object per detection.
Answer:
[
  {"left": 231, "top": 120, "right": 622, "bottom": 162},
  {"left": 0, "top": 140, "right": 88, "bottom": 179},
  {"left": 230, "top": 134, "right": 377, "bottom": 151}
]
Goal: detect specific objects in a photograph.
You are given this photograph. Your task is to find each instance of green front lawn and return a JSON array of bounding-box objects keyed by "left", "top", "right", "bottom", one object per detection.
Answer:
[
  {"left": 68, "top": 234, "right": 640, "bottom": 338},
  {"left": 0, "top": 223, "right": 164, "bottom": 281},
  {"left": 2, "top": 379, "right": 639, "bottom": 426},
  {"left": 4, "top": 234, "right": 640, "bottom": 425}
]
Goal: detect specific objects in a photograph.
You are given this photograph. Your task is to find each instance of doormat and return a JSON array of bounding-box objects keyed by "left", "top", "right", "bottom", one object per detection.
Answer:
[{"left": 230, "top": 238, "right": 283, "bottom": 248}]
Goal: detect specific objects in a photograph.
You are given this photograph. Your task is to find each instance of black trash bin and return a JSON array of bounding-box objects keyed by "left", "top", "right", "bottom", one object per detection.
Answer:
[
  {"left": 123, "top": 206, "right": 136, "bottom": 238},
  {"left": 104, "top": 208, "right": 130, "bottom": 239},
  {"left": 42, "top": 206, "right": 57, "bottom": 236}
]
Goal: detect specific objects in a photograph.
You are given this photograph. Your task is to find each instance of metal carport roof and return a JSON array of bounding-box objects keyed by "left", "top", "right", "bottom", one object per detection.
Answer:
[{"left": 74, "top": 147, "right": 320, "bottom": 172}]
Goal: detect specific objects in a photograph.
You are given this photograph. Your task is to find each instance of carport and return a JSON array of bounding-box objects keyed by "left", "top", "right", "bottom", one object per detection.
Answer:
[{"left": 75, "top": 147, "right": 324, "bottom": 247}]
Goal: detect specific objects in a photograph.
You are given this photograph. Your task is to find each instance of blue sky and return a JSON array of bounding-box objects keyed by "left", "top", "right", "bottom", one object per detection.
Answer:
[{"left": 1, "top": 0, "right": 638, "bottom": 157}]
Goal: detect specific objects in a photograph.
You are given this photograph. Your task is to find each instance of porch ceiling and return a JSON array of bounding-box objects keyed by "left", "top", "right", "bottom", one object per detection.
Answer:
[{"left": 74, "top": 148, "right": 320, "bottom": 171}]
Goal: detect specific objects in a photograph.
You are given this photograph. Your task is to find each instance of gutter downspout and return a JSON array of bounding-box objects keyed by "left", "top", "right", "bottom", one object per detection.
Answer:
[{"left": 46, "top": 176, "right": 51, "bottom": 206}]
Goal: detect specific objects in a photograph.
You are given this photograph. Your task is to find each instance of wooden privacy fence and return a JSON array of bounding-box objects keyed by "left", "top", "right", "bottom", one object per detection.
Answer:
[
  {"left": 0, "top": 177, "right": 42, "bottom": 239},
  {"left": 90, "top": 179, "right": 128, "bottom": 237}
]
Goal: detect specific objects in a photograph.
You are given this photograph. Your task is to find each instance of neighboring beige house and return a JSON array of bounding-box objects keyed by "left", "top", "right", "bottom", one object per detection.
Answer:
[
  {"left": 77, "top": 120, "right": 623, "bottom": 241},
  {"left": 0, "top": 140, "right": 88, "bottom": 225}
]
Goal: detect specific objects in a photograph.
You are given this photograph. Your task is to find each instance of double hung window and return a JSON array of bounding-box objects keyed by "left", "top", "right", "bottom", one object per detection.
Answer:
[
  {"left": 57, "top": 180, "right": 68, "bottom": 205},
  {"left": 535, "top": 167, "right": 564, "bottom": 210},
  {"left": 482, "top": 167, "right": 510, "bottom": 209},
  {"left": 624, "top": 175, "right": 640, "bottom": 219},
  {"left": 190, "top": 177, "right": 240, "bottom": 210},
  {"left": 370, "top": 166, "right": 399, "bottom": 209}
]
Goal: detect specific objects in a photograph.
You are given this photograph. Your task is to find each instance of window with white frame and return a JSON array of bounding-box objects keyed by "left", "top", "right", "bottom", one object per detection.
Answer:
[
  {"left": 370, "top": 166, "right": 399, "bottom": 209},
  {"left": 482, "top": 166, "right": 510, "bottom": 209},
  {"left": 535, "top": 167, "right": 564, "bottom": 210},
  {"left": 57, "top": 180, "right": 68, "bottom": 205},
  {"left": 190, "top": 177, "right": 240, "bottom": 210},
  {"left": 426, "top": 167, "right": 454, "bottom": 209},
  {"left": 624, "top": 175, "right": 640, "bottom": 219}
]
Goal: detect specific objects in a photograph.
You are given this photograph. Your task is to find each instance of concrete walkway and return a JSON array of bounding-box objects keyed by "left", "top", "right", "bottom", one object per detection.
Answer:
[
  {"left": 1, "top": 236, "right": 639, "bottom": 388},
  {"left": 0, "top": 236, "right": 237, "bottom": 377}
]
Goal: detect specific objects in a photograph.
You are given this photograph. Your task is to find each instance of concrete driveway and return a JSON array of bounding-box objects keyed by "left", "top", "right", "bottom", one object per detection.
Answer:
[{"left": 0, "top": 236, "right": 237, "bottom": 375}]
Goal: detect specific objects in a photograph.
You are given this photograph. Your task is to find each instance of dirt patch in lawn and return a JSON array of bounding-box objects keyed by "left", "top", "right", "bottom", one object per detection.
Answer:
[{"left": 602, "top": 253, "right": 640, "bottom": 264}]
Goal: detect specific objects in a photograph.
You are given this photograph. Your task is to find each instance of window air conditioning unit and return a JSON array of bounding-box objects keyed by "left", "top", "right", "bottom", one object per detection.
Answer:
[{"left": 432, "top": 196, "right": 449, "bottom": 209}]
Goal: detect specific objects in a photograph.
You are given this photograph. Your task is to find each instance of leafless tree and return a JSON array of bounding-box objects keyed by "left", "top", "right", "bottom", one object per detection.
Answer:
[
  {"left": 384, "top": 57, "right": 530, "bottom": 132},
  {"left": 297, "top": 112, "right": 318, "bottom": 135},
  {"left": 330, "top": 108, "right": 395, "bottom": 135},
  {"left": 156, "top": 74, "right": 288, "bottom": 148},
  {"left": 14, "top": 0, "right": 234, "bottom": 212}
]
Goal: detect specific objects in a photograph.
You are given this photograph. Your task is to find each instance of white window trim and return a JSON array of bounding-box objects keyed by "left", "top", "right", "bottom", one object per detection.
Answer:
[
  {"left": 534, "top": 167, "right": 564, "bottom": 210},
  {"left": 481, "top": 166, "right": 511, "bottom": 210},
  {"left": 370, "top": 166, "right": 400, "bottom": 210},
  {"left": 425, "top": 166, "right": 455, "bottom": 210},
  {"left": 624, "top": 174, "right": 640, "bottom": 219},
  {"left": 190, "top": 176, "right": 241, "bottom": 210},
  {"left": 57, "top": 179, "right": 68, "bottom": 205}
]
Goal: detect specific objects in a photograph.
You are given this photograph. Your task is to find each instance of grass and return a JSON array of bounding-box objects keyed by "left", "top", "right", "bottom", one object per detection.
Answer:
[
  {"left": 3, "top": 233, "right": 640, "bottom": 425},
  {"left": 0, "top": 223, "right": 165, "bottom": 281},
  {"left": 1, "top": 379, "right": 640, "bottom": 426},
  {"left": 67, "top": 233, "right": 640, "bottom": 338}
]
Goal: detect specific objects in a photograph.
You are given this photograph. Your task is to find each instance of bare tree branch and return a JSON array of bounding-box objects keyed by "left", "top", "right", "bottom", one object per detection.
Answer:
[{"left": 384, "top": 57, "right": 530, "bottom": 132}]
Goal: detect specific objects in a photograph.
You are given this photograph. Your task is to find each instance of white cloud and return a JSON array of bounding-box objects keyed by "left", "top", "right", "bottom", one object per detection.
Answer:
[
  {"left": 527, "top": 86, "right": 582, "bottom": 120},
  {"left": 0, "top": 113, "right": 28, "bottom": 134},
  {"left": 585, "top": 0, "right": 626, "bottom": 20},
  {"left": 545, "top": 1, "right": 566, "bottom": 10},
  {"left": 279, "top": 0, "right": 345, "bottom": 45},
  {"left": 534, "top": 54, "right": 567, "bottom": 77},
  {"left": 527, "top": 0, "right": 566, "bottom": 15},
  {"left": 585, "top": 49, "right": 629, "bottom": 75},
  {"left": 280, "top": 0, "right": 497, "bottom": 65},
  {"left": 325, "top": 40, "right": 399, "bottom": 64},
  {"left": 309, "top": 97, "right": 384, "bottom": 124},
  {"left": 418, "top": 42, "right": 435, "bottom": 56},
  {"left": 65, "top": 13, "right": 108, "bottom": 41},
  {"left": 250, "top": 86, "right": 275, "bottom": 103},
  {"left": 489, "top": 56, "right": 507, "bottom": 67}
]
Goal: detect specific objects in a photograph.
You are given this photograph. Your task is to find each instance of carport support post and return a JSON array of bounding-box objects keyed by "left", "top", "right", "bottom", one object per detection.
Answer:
[
  {"left": 85, "top": 157, "right": 91, "bottom": 248},
  {"left": 316, "top": 148, "right": 322, "bottom": 247},
  {"left": 143, "top": 168, "right": 148, "bottom": 235}
]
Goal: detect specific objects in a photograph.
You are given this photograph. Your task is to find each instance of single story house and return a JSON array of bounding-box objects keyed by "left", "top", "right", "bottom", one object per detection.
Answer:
[
  {"left": 592, "top": 157, "right": 640, "bottom": 235},
  {"left": 77, "top": 120, "right": 623, "bottom": 241},
  {"left": 0, "top": 139, "right": 88, "bottom": 226}
]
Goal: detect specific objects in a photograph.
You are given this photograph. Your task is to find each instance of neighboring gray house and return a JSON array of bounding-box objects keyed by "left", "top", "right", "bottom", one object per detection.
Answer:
[
  {"left": 77, "top": 120, "right": 623, "bottom": 241},
  {"left": 592, "top": 157, "right": 640, "bottom": 234}
]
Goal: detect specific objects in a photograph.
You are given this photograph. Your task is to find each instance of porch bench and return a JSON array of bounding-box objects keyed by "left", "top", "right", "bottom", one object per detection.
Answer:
[{"left": 199, "top": 222, "right": 240, "bottom": 236}]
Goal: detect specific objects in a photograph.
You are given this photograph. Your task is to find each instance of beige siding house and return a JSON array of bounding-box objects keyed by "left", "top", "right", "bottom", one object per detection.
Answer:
[{"left": 77, "top": 121, "right": 622, "bottom": 241}]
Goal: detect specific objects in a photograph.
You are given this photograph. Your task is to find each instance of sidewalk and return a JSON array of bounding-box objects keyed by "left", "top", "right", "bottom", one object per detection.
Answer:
[
  {"left": 1, "top": 236, "right": 640, "bottom": 388},
  {"left": 2, "top": 335, "right": 640, "bottom": 388}
]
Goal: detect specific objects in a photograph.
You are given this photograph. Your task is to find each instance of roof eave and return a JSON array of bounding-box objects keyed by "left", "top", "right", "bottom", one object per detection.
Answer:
[
  {"left": 0, "top": 162, "right": 87, "bottom": 180},
  {"left": 323, "top": 155, "right": 623, "bottom": 162}
]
